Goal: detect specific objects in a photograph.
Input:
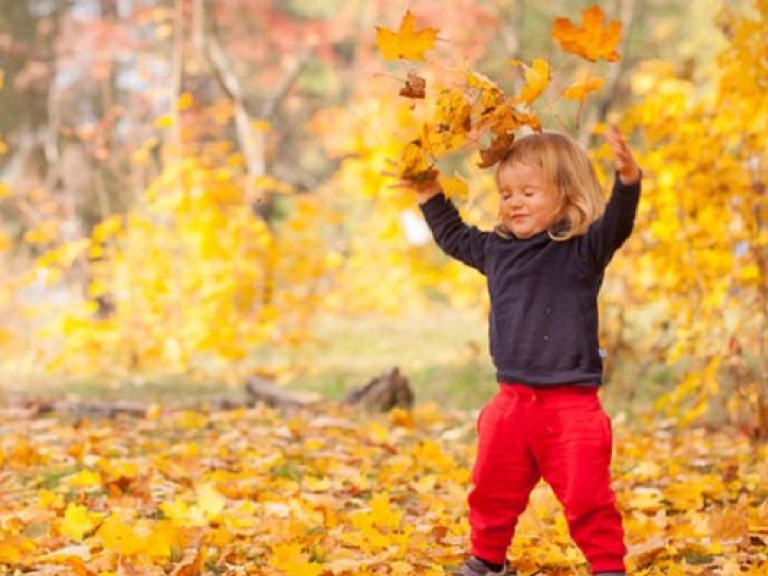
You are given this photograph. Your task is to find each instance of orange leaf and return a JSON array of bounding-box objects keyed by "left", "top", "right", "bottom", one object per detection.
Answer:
[
  {"left": 0, "top": 536, "right": 36, "bottom": 563},
  {"left": 552, "top": 5, "right": 622, "bottom": 62},
  {"left": 562, "top": 77, "right": 606, "bottom": 101},
  {"left": 478, "top": 132, "right": 514, "bottom": 169},
  {"left": 376, "top": 10, "right": 438, "bottom": 62},
  {"left": 170, "top": 548, "right": 206, "bottom": 576},
  {"left": 483, "top": 105, "right": 541, "bottom": 138}
]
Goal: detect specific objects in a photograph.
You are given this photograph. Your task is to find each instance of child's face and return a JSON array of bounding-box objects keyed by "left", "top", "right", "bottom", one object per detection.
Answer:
[{"left": 497, "top": 160, "right": 561, "bottom": 239}]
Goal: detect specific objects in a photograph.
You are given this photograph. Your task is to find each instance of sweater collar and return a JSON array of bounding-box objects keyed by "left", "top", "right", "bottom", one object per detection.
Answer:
[{"left": 494, "top": 220, "right": 568, "bottom": 243}]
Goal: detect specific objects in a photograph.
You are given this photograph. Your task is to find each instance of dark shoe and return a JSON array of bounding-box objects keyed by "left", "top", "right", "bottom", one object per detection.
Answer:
[{"left": 455, "top": 556, "right": 506, "bottom": 576}]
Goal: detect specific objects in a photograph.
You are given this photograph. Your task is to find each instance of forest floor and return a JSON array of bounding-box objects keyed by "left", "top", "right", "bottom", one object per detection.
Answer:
[{"left": 0, "top": 399, "right": 766, "bottom": 574}]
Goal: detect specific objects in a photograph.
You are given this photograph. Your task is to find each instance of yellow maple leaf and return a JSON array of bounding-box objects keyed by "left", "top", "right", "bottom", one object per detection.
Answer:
[
  {"left": 38, "top": 489, "right": 65, "bottom": 509},
  {"left": 270, "top": 543, "right": 303, "bottom": 566},
  {"left": 0, "top": 536, "right": 36, "bottom": 563},
  {"left": 370, "top": 492, "right": 402, "bottom": 528},
  {"left": 376, "top": 10, "right": 438, "bottom": 61},
  {"left": 562, "top": 77, "right": 606, "bottom": 101},
  {"left": 160, "top": 498, "right": 208, "bottom": 527},
  {"left": 423, "top": 90, "right": 472, "bottom": 154},
  {"left": 146, "top": 520, "right": 184, "bottom": 561},
  {"left": 511, "top": 58, "right": 551, "bottom": 105},
  {"left": 467, "top": 70, "right": 504, "bottom": 114},
  {"left": 95, "top": 513, "right": 144, "bottom": 556},
  {"left": 60, "top": 504, "right": 104, "bottom": 541},
  {"left": 397, "top": 140, "right": 437, "bottom": 183},
  {"left": 65, "top": 469, "right": 102, "bottom": 489},
  {"left": 196, "top": 483, "right": 226, "bottom": 518},
  {"left": 552, "top": 5, "right": 622, "bottom": 62},
  {"left": 270, "top": 543, "right": 324, "bottom": 576}
]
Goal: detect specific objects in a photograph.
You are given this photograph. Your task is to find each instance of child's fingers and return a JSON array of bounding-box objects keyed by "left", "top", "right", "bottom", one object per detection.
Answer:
[
  {"left": 605, "top": 128, "right": 626, "bottom": 153},
  {"left": 604, "top": 125, "right": 641, "bottom": 183},
  {"left": 606, "top": 128, "right": 635, "bottom": 162}
]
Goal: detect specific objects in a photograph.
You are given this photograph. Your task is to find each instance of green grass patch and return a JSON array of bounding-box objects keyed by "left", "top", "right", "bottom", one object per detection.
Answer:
[{"left": 0, "top": 307, "right": 672, "bottom": 414}]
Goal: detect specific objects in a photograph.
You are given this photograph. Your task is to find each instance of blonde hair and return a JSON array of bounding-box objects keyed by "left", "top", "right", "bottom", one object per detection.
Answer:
[{"left": 496, "top": 131, "right": 605, "bottom": 241}]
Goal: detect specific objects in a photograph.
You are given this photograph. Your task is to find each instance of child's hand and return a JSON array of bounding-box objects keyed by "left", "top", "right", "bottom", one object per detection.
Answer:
[
  {"left": 398, "top": 171, "right": 442, "bottom": 205},
  {"left": 605, "top": 126, "right": 641, "bottom": 185}
]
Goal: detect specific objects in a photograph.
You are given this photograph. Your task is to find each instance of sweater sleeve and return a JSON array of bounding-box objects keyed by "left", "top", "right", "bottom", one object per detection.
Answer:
[
  {"left": 419, "top": 192, "right": 490, "bottom": 275},
  {"left": 584, "top": 176, "right": 641, "bottom": 270}
]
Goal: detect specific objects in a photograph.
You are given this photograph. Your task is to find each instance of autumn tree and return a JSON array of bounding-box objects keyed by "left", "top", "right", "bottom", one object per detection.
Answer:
[
  {"left": 601, "top": 0, "right": 768, "bottom": 436},
  {"left": 0, "top": 1, "right": 739, "bottom": 394}
]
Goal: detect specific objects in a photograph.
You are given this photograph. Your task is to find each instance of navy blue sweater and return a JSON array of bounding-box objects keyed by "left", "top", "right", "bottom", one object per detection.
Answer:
[{"left": 420, "top": 178, "right": 641, "bottom": 386}]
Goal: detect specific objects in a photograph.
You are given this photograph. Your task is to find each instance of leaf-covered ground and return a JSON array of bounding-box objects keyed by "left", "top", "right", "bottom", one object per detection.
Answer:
[{"left": 0, "top": 403, "right": 766, "bottom": 575}]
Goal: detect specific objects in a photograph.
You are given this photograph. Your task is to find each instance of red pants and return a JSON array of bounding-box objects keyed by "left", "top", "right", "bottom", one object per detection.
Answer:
[{"left": 469, "top": 384, "right": 626, "bottom": 574}]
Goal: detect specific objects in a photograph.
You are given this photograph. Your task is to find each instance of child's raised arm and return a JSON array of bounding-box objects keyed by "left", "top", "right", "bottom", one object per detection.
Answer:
[{"left": 605, "top": 126, "right": 641, "bottom": 185}]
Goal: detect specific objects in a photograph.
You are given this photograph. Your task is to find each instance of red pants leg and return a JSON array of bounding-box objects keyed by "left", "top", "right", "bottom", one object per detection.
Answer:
[
  {"left": 468, "top": 388, "right": 540, "bottom": 564},
  {"left": 530, "top": 387, "right": 627, "bottom": 574}
]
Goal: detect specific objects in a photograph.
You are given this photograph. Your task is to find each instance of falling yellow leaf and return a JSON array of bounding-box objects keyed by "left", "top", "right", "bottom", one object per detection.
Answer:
[
  {"left": 562, "top": 77, "right": 606, "bottom": 100},
  {"left": 510, "top": 58, "right": 551, "bottom": 105},
  {"left": 376, "top": 10, "right": 438, "bottom": 61}
]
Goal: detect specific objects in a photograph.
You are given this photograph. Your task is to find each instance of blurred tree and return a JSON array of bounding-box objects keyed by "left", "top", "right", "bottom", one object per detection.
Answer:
[
  {"left": 0, "top": 1, "right": 71, "bottom": 242},
  {"left": 0, "top": 0, "right": 736, "bottom": 389},
  {"left": 607, "top": 0, "right": 768, "bottom": 436},
  {"left": 0, "top": 0, "right": 725, "bottom": 237}
]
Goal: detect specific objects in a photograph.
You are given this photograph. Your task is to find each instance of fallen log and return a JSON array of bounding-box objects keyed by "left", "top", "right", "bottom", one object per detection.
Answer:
[
  {"left": 29, "top": 399, "right": 149, "bottom": 419},
  {"left": 243, "top": 375, "right": 321, "bottom": 410},
  {"left": 1, "top": 366, "right": 416, "bottom": 419},
  {"left": 344, "top": 366, "right": 414, "bottom": 411}
]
